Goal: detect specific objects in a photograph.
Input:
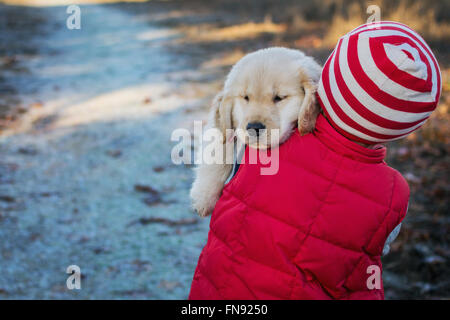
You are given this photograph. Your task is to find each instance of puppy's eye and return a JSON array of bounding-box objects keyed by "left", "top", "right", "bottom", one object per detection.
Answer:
[
  {"left": 273, "top": 95, "right": 285, "bottom": 103},
  {"left": 244, "top": 95, "right": 249, "bottom": 102}
]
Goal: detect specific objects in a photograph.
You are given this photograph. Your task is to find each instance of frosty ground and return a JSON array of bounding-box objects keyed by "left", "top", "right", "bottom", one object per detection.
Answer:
[{"left": 0, "top": 3, "right": 222, "bottom": 299}]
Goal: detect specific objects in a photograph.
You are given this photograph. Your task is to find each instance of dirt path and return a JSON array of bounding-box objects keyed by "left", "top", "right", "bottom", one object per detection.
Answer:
[{"left": 0, "top": 3, "right": 219, "bottom": 299}]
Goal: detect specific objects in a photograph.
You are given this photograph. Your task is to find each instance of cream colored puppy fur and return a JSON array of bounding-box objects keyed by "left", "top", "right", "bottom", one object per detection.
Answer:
[{"left": 191, "top": 47, "right": 322, "bottom": 217}]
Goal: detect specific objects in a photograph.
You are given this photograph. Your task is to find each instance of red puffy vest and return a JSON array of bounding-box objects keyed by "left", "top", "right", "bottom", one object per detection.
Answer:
[{"left": 189, "top": 114, "right": 410, "bottom": 300}]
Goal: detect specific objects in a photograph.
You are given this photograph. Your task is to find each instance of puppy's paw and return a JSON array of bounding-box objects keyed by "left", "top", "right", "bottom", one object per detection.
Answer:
[
  {"left": 191, "top": 193, "right": 219, "bottom": 217},
  {"left": 190, "top": 184, "right": 220, "bottom": 217},
  {"left": 193, "top": 201, "right": 215, "bottom": 217}
]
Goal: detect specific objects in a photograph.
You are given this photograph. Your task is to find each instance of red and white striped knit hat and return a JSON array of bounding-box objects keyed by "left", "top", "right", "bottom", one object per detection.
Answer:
[{"left": 317, "top": 21, "right": 442, "bottom": 144}]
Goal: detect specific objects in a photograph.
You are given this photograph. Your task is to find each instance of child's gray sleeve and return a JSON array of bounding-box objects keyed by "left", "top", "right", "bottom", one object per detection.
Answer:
[
  {"left": 382, "top": 204, "right": 408, "bottom": 256},
  {"left": 224, "top": 143, "right": 245, "bottom": 185},
  {"left": 382, "top": 223, "right": 402, "bottom": 256}
]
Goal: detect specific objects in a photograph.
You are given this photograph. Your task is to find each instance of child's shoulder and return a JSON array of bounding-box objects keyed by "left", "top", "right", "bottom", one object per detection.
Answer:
[
  {"left": 384, "top": 164, "right": 410, "bottom": 214},
  {"left": 364, "top": 161, "right": 410, "bottom": 204}
]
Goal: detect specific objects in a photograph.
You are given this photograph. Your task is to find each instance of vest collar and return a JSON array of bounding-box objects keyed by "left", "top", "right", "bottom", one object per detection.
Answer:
[{"left": 313, "top": 113, "right": 386, "bottom": 163}]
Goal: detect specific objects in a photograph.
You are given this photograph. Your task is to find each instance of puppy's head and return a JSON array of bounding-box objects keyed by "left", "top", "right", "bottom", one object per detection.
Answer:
[{"left": 211, "top": 47, "right": 321, "bottom": 149}]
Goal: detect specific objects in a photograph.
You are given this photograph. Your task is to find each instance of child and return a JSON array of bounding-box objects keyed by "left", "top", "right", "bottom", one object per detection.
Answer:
[{"left": 189, "top": 22, "right": 441, "bottom": 300}]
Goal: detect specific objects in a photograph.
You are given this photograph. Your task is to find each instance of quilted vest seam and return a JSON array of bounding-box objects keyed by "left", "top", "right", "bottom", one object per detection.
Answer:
[
  {"left": 226, "top": 188, "right": 366, "bottom": 253},
  {"left": 281, "top": 159, "right": 394, "bottom": 211},
  {"left": 363, "top": 171, "right": 397, "bottom": 256},
  {"left": 296, "top": 156, "right": 344, "bottom": 250},
  {"left": 210, "top": 227, "right": 297, "bottom": 279}
]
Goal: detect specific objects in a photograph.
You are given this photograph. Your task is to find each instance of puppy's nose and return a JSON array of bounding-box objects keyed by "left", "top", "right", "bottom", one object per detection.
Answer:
[{"left": 246, "top": 122, "right": 266, "bottom": 137}]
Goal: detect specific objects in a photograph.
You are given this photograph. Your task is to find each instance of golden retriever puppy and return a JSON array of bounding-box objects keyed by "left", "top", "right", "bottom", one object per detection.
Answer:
[{"left": 191, "top": 47, "right": 322, "bottom": 217}]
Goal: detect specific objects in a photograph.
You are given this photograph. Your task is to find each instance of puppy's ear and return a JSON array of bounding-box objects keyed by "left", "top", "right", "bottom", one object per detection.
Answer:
[
  {"left": 297, "top": 77, "right": 320, "bottom": 136},
  {"left": 209, "top": 91, "right": 234, "bottom": 143}
]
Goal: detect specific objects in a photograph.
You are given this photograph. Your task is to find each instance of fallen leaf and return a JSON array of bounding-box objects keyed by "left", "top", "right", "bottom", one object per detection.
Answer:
[
  {"left": 134, "top": 184, "right": 159, "bottom": 194},
  {"left": 106, "top": 149, "right": 122, "bottom": 158},
  {"left": 143, "top": 97, "right": 152, "bottom": 104},
  {"left": 127, "top": 217, "right": 198, "bottom": 227},
  {"left": 134, "top": 184, "right": 164, "bottom": 205},
  {"left": 0, "top": 195, "right": 15, "bottom": 203},
  {"left": 158, "top": 280, "right": 182, "bottom": 292}
]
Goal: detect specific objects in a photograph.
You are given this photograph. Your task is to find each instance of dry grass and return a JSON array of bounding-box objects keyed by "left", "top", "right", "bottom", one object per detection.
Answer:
[
  {"left": 322, "top": 0, "right": 450, "bottom": 48},
  {"left": 408, "top": 68, "right": 450, "bottom": 146},
  {"left": 200, "top": 49, "right": 245, "bottom": 69},
  {"left": 180, "top": 18, "right": 287, "bottom": 43},
  {"left": 323, "top": 2, "right": 364, "bottom": 47}
]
